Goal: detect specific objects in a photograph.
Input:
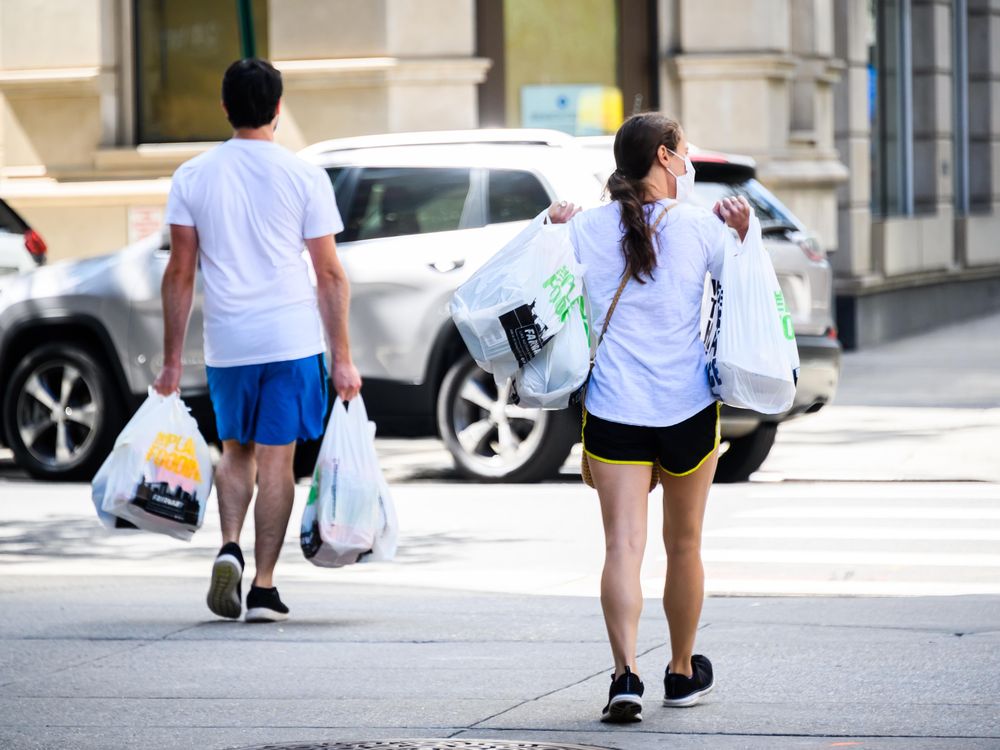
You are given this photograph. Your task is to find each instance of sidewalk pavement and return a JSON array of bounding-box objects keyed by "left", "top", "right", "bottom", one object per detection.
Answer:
[
  {"left": 1, "top": 314, "right": 999, "bottom": 749},
  {"left": 1, "top": 576, "right": 998, "bottom": 750}
]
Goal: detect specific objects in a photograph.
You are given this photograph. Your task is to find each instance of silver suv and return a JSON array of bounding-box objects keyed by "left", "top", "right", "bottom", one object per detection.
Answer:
[{"left": 0, "top": 129, "right": 839, "bottom": 482}]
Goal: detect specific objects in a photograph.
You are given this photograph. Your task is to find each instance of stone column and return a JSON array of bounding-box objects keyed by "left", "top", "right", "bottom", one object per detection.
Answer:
[
  {"left": 269, "top": 0, "right": 491, "bottom": 151},
  {"left": 832, "top": 0, "right": 873, "bottom": 280},
  {"left": 0, "top": 0, "right": 120, "bottom": 179},
  {"left": 963, "top": 0, "right": 1000, "bottom": 265},
  {"left": 674, "top": 0, "right": 847, "bottom": 252}
]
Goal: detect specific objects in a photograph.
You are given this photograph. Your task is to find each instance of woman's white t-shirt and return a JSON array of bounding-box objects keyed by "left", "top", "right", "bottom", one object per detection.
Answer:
[
  {"left": 569, "top": 198, "right": 743, "bottom": 427},
  {"left": 165, "top": 138, "right": 344, "bottom": 368}
]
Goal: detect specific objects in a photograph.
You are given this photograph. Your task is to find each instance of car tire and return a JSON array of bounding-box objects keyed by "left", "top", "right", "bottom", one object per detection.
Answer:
[
  {"left": 714, "top": 422, "right": 778, "bottom": 483},
  {"left": 437, "top": 354, "right": 579, "bottom": 483},
  {"left": 3, "top": 343, "right": 124, "bottom": 481}
]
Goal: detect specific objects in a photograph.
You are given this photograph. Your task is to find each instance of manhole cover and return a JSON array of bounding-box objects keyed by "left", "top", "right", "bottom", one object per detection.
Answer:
[{"left": 235, "top": 741, "right": 609, "bottom": 750}]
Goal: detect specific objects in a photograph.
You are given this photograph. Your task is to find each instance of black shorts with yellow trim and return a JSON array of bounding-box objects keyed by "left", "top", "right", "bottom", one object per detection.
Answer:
[{"left": 582, "top": 402, "right": 721, "bottom": 477}]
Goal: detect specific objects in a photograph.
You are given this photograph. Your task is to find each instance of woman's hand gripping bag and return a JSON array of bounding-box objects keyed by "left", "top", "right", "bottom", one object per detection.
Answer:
[
  {"left": 91, "top": 389, "right": 213, "bottom": 541},
  {"left": 300, "top": 395, "right": 398, "bottom": 567},
  {"left": 703, "top": 214, "right": 800, "bottom": 414},
  {"left": 450, "top": 211, "right": 585, "bottom": 388}
]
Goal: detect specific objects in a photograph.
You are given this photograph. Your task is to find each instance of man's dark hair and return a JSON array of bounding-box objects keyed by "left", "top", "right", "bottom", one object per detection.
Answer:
[{"left": 221, "top": 58, "right": 283, "bottom": 129}]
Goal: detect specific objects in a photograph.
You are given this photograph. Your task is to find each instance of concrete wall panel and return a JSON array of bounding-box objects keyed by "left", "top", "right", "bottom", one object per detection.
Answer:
[
  {"left": 269, "top": 0, "right": 388, "bottom": 60},
  {"left": 0, "top": 0, "right": 105, "bottom": 69},
  {"left": 680, "top": 0, "right": 790, "bottom": 52}
]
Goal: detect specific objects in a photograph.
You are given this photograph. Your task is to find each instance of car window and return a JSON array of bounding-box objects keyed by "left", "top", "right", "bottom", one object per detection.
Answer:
[
  {"left": 692, "top": 179, "right": 803, "bottom": 233},
  {"left": 0, "top": 199, "right": 27, "bottom": 235},
  {"left": 325, "top": 167, "right": 351, "bottom": 209},
  {"left": 488, "top": 169, "right": 551, "bottom": 224},
  {"left": 341, "top": 168, "right": 472, "bottom": 242}
]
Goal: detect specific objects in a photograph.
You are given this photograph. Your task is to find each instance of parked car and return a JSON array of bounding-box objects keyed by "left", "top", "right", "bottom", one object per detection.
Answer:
[
  {"left": 0, "top": 197, "right": 46, "bottom": 281},
  {"left": 0, "top": 129, "right": 839, "bottom": 483}
]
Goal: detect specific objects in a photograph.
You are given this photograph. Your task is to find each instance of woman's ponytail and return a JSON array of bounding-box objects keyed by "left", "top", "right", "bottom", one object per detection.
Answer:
[
  {"left": 606, "top": 113, "right": 683, "bottom": 284},
  {"left": 606, "top": 170, "right": 656, "bottom": 283}
]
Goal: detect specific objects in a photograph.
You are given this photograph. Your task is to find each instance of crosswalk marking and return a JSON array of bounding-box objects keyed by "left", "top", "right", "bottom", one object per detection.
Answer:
[
  {"left": 695, "top": 484, "right": 1000, "bottom": 595},
  {"left": 706, "top": 525, "right": 1000, "bottom": 541},
  {"left": 692, "top": 549, "right": 1000, "bottom": 567},
  {"left": 699, "top": 579, "right": 1000, "bottom": 596},
  {"left": 736, "top": 506, "right": 1000, "bottom": 521}
]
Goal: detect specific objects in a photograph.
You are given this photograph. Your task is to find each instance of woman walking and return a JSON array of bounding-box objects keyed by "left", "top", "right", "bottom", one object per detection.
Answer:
[{"left": 548, "top": 113, "right": 754, "bottom": 723}]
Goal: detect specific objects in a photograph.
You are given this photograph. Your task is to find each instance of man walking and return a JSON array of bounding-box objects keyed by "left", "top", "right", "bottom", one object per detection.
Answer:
[{"left": 153, "top": 58, "right": 361, "bottom": 622}]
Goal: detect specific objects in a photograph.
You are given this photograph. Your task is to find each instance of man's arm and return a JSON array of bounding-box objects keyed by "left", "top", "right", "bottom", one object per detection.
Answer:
[
  {"left": 152, "top": 224, "right": 199, "bottom": 395},
  {"left": 305, "top": 234, "right": 362, "bottom": 401}
]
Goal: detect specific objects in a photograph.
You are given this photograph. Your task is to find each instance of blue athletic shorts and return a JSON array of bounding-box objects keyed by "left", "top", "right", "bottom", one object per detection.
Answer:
[{"left": 206, "top": 354, "right": 328, "bottom": 446}]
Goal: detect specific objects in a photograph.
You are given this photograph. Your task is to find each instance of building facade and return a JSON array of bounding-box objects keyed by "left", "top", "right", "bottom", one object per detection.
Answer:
[{"left": 0, "top": 0, "right": 998, "bottom": 347}]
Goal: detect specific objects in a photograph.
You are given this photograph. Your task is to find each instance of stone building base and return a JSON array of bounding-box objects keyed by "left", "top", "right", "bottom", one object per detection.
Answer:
[{"left": 836, "top": 270, "right": 1000, "bottom": 350}]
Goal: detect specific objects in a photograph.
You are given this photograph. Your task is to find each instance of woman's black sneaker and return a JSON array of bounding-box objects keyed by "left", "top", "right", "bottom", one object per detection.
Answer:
[
  {"left": 206, "top": 542, "right": 244, "bottom": 619},
  {"left": 600, "top": 665, "right": 644, "bottom": 723},
  {"left": 245, "top": 585, "right": 290, "bottom": 623},
  {"left": 663, "top": 654, "right": 714, "bottom": 707}
]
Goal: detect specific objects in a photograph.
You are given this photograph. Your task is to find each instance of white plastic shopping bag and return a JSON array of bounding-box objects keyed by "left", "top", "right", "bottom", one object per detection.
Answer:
[
  {"left": 300, "top": 395, "right": 398, "bottom": 567},
  {"left": 91, "top": 389, "right": 213, "bottom": 541},
  {"left": 513, "top": 284, "right": 591, "bottom": 409},
  {"left": 703, "top": 215, "right": 800, "bottom": 414},
  {"left": 450, "top": 212, "right": 587, "bottom": 387}
]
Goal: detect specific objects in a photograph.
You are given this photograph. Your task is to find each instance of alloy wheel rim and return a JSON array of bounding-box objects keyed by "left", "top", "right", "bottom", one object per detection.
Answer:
[
  {"left": 449, "top": 365, "right": 548, "bottom": 476},
  {"left": 16, "top": 361, "right": 100, "bottom": 468}
]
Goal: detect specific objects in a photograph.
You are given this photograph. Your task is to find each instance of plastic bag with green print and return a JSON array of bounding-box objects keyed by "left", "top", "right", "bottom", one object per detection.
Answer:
[
  {"left": 299, "top": 395, "right": 398, "bottom": 567},
  {"left": 450, "top": 210, "right": 587, "bottom": 388},
  {"left": 512, "top": 263, "right": 591, "bottom": 409},
  {"left": 703, "top": 212, "right": 800, "bottom": 414}
]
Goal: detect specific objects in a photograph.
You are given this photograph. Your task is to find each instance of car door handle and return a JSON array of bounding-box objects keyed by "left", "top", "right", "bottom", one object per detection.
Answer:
[{"left": 429, "top": 259, "right": 465, "bottom": 273}]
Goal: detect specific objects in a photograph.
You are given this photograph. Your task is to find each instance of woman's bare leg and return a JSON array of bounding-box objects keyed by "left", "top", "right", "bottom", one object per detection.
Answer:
[
  {"left": 659, "top": 449, "right": 718, "bottom": 677},
  {"left": 590, "top": 459, "right": 655, "bottom": 678}
]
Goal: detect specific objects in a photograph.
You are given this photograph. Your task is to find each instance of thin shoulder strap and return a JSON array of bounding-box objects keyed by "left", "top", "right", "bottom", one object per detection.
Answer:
[{"left": 596, "top": 202, "right": 676, "bottom": 346}]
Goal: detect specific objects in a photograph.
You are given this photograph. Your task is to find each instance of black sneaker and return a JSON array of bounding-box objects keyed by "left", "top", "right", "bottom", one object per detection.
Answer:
[
  {"left": 245, "top": 585, "right": 289, "bottom": 623},
  {"left": 663, "top": 654, "right": 714, "bottom": 707},
  {"left": 206, "top": 542, "right": 244, "bottom": 619},
  {"left": 600, "top": 665, "right": 644, "bottom": 723}
]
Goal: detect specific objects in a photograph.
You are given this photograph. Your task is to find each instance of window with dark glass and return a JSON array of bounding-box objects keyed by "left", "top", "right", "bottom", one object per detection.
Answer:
[
  {"left": 134, "top": 0, "right": 268, "bottom": 143},
  {"left": 966, "top": 0, "right": 993, "bottom": 213},
  {"left": 487, "top": 170, "right": 552, "bottom": 223},
  {"left": 870, "top": 0, "right": 913, "bottom": 216},
  {"left": 341, "top": 169, "right": 473, "bottom": 242}
]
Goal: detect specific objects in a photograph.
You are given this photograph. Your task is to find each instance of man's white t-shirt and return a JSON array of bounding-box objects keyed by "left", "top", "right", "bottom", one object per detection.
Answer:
[
  {"left": 570, "top": 198, "right": 744, "bottom": 427},
  {"left": 165, "top": 138, "right": 344, "bottom": 368}
]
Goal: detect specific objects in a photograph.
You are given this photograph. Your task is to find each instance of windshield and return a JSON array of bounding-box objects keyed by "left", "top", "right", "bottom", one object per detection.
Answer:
[{"left": 691, "top": 179, "right": 803, "bottom": 233}]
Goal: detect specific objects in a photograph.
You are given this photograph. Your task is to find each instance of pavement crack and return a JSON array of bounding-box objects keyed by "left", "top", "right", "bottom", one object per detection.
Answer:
[
  {"left": 705, "top": 619, "right": 998, "bottom": 636},
  {"left": 482, "top": 726, "right": 1000, "bottom": 740},
  {"left": 0, "top": 639, "right": 152, "bottom": 691},
  {"left": 0, "top": 623, "right": 194, "bottom": 690},
  {"left": 458, "top": 640, "right": 670, "bottom": 732}
]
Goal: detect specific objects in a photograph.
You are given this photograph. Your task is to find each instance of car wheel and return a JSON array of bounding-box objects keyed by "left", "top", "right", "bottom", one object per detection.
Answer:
[
  {"left": 714, "top": 423, "right": 778, "bottom": 483},
  {"left": 437, "top": 354, "right": 578, "bottom": 482},
  {"left": 2, "top": 344, "right": 124, "bottom": 481}
]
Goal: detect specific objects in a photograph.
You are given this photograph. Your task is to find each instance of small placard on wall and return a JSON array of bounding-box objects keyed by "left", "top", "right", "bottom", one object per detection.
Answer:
[
  {"left": 128, "top": 206, "right": 164, "bottom": 245},
  {"left": 521, "top": 85, "right": 623, "bottom": 136}
]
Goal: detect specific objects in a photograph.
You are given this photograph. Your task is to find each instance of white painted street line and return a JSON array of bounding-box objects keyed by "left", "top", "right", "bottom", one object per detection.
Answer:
[
  {"left": 736, "top": 506, "right": 1000, "bottom": 521},
  {"left": 694, "top": 549, "right": 1000, "bottom": 567},
  {"left": 706, "top": 525, "right": 1000, "bottom": 541},
  {"left": 698, "top": 578, "right": 1000, "bottom": 596}
]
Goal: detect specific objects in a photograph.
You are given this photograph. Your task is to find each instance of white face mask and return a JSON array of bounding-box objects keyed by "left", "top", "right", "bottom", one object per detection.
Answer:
[{"left": 666, "top": 149, "right": 695, "bottom": 202}]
